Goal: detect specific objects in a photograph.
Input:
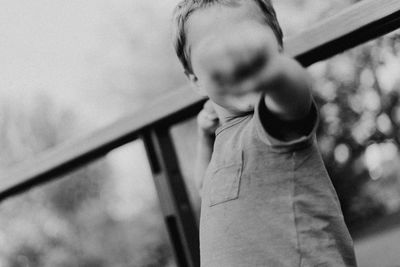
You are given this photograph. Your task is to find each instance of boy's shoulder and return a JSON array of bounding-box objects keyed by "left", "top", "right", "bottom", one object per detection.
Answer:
[{"left": 214, "top": 94, "right": 319, "bottom": 153}]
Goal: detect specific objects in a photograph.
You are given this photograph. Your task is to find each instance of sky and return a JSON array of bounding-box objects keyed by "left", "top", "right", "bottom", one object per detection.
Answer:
[
  {"left": 0, "top": 0, "right": 105, "bottom": 106},
  {"left": 0, "top": 0, "right": 180, "bottom": 131}
]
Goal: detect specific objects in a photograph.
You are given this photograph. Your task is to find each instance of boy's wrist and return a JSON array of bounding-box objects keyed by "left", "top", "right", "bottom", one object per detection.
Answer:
[
  {"left": 258, "top": 93, "right": 317, "bottom": 142},
  {"left": 261, "top": 55, "right": 312, "bottom": 121}
]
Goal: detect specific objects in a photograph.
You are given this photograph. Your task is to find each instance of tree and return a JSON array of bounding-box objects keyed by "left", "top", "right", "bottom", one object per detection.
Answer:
[
  {"left": 310, "top": 30, "right": 400, "bottom": 230},
  {"left": 0, "top": 94, "right": 174, "bottom": 266}
]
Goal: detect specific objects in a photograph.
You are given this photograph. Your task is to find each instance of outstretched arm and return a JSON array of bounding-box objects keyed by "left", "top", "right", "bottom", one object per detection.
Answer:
[
  {"left": 191, "top": 23, "right": 313, "bottom": 137},
  {"left": 259, "top": 55, "right": 312, "bottom": 122}
]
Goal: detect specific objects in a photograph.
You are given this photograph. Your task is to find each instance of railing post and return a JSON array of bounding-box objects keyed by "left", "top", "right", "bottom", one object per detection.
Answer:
[{"left": 142, "top": 127, "right": 200, "bottom": 267}]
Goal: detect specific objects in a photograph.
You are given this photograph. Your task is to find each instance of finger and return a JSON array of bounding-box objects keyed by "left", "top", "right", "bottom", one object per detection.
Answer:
[
  {"left": 205, "top": 113, "right": 219, "bottom": 122},
  {"left": 197, "top": 109, "right": 208, "bottom": 122},
  {"left": 203, "top": 100, "right": 218, "bottom": 116},
  {"left": 203, "top": 100, "right": 214, "bottom": 111},
  {"left": 196, "top": 36, "right": 236, "bottom": 84},
  {"left": 198, "top": 109, "right": 218, "bottom": 125}
]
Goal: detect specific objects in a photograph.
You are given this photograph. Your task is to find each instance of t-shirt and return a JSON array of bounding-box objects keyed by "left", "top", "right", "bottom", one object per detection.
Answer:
[{"left": 199, "top": 95, "right": 358, "bottom": 267}]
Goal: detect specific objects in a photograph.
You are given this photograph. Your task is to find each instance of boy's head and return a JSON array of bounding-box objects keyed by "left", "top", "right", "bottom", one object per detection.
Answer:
[{"left": 172, "top": 0, "right": 283, "bottom": 78}]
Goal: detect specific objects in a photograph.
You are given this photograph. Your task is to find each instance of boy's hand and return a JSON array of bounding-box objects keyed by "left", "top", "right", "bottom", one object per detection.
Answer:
[
  {"left": 197, "top": 100, "right": 220, "bottom": 137},
  {"left": 195, "top": 100, "right": 218, "bottom": 192},
  {"left": 191, "top": 22, "right": 311, "bottom": 120},
  {"left": 192, "top": 22, "right": 279, "bottom": 112}
]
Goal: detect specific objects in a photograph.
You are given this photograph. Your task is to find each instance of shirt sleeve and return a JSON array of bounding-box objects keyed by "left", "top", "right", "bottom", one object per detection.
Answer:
[{"left": 252, "top": 93, "right": 319, "bottom": 152}]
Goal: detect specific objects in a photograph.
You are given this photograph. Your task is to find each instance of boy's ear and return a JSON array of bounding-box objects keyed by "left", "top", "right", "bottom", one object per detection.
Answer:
[{"left": 185, "top": 71, "right": 207, "bottom": 96}]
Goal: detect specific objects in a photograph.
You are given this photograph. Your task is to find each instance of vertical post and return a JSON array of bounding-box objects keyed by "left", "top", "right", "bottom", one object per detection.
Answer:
[{"left": 142, "top": 127, "right": 200, "bottom": 267}]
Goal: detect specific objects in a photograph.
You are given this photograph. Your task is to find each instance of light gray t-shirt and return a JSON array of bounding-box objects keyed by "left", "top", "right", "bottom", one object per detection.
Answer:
[{"left": 200, "top": 96, "right": 357, "bottom": 267}]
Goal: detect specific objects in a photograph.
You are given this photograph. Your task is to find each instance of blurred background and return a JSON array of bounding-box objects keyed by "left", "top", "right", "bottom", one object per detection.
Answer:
[{"left": 1, "top": 0, "right": 400, "bottom": 266}]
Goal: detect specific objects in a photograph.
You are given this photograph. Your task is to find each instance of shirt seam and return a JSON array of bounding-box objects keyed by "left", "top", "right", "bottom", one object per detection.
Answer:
[
  {"left": 292, "top": 151, "right": 303, "bottom": 267},
  {"left": 215, "top": 115, "right": 250, "bottom": 136},
  {"left": 254, "top": 93, "right": 319, "bottom": 152}
]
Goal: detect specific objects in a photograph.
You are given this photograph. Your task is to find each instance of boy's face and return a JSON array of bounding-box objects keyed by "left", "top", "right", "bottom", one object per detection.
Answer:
[{"left": 185, "top": 0, "right": 279, "bottom": 113}]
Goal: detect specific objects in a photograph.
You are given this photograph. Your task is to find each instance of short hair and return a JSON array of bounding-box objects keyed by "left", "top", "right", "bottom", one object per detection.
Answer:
[{"left": 172, "top": 0, "right": 283, "bottom": 75}]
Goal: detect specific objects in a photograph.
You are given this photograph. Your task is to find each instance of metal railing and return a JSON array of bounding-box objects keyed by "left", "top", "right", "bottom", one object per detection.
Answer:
[{"left": 2, "top": 0, "right": 400, "bottom": 266}]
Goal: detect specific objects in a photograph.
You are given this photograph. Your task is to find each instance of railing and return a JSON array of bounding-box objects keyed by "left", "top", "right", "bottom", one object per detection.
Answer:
[{"left": 2, "top": 0, "right": 400, "bottom": 266}]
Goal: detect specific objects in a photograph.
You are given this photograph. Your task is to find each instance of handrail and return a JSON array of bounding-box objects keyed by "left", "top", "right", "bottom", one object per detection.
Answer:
[
  {"left": 286, "top": 0, "right": 400, "bottom": 66},
  {"left": 1, "top": 0, "right": 400, "bottom": 201}
]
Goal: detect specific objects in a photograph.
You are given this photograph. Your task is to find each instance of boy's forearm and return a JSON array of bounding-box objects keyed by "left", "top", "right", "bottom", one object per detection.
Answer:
[{"left": 263, "top": 55, "right": 312, "bottom": 122}]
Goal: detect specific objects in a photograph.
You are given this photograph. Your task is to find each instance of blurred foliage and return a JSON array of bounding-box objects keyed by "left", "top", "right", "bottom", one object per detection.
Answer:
[
  {"left": 0, "top": 96, "right": 174, "bottom": 266},
  {"left": 310, "top": 30, "right": 400, "bottom": 230}
]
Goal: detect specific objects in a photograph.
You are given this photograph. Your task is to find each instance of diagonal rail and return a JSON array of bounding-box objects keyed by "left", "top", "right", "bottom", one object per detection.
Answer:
[
  {"left": 1, "top": 0, "right": 400, "bottom": 201},
  {"left": 286, "top": 0, "right": 400, "bottom": 66}
]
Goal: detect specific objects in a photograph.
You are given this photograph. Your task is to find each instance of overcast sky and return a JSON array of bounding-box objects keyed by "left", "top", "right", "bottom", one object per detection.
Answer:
[{"left": 0, "top": 0, "right": 180, "bottom": 130}]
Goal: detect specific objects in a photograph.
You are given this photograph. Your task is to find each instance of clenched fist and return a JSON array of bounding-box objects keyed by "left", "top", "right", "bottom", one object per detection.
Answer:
[
  {"left": 190, "top": 22, "right": 311, "bottom": 120},
  {"left": 191, "top": 22, "right": 280, "bottom": 112}
]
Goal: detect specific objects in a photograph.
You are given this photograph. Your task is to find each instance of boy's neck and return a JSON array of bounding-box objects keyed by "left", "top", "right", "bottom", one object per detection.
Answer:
[{"left": 212, "top": 102, "right": 250, "bottom": 124}]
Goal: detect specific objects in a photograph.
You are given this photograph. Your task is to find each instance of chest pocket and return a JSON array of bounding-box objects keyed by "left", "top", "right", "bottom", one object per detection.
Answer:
[{"left": 208, "top": 152, "right": 243, "bottom": 207}]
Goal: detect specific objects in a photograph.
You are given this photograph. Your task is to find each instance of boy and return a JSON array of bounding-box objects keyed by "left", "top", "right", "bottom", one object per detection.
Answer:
[{"left": 172, "top": 0, "right": 358, "bottom": 266}]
